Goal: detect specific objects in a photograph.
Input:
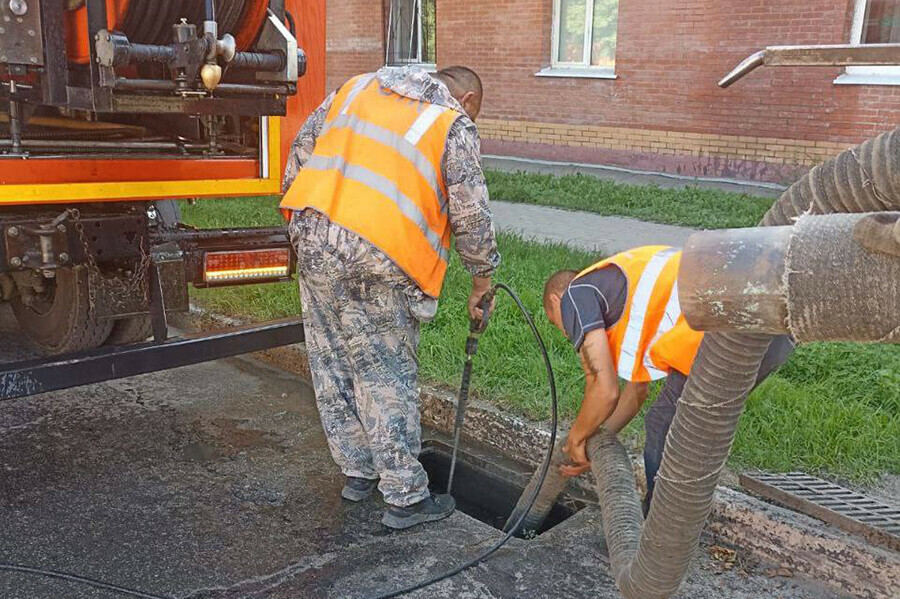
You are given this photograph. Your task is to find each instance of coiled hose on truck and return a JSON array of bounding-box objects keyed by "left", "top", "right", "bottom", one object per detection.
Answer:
[{"left": 510, "top": 127, "right": 900, "bottom": 599}]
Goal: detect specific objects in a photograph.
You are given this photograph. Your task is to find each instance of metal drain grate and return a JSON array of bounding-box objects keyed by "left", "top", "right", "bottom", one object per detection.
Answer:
[{"left": 740, "top": 472, "right": 900, "bottom": 552}]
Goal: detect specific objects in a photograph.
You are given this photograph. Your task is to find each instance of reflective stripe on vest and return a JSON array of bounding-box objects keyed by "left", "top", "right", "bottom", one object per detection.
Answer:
[
  {"left": 617, "top": 247, "right": 679, "bottom": 380},
  {"left": 577, "top": 246, "right": 702, "bottom": 382},
  {"left": 302, "top": 154, "right": 449, "bottom": 262},
  {"left": 339, "top": 73, "right": 376, "bottom": 115},
  {"left": 320, "top": 113, "right": 447, "bottom": 211},
  {"left": 281, "top": 74, "right": 460, "bottom": 297}
]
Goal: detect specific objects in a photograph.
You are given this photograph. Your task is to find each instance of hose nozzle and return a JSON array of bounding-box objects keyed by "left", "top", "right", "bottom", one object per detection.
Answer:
[{"left": 470, "top": 286, "right": 497, "bottom": 335}]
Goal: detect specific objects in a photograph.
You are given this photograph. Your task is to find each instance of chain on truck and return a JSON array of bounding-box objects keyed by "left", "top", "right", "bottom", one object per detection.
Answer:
[{"left": 0, "top": 0, "right": 325, "bottom": 396}]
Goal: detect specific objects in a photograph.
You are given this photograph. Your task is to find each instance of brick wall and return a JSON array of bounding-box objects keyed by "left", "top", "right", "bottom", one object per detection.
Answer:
[
  {"left": 325, "top": 0, "right": 384, "bottom": 93},
  {"left": 326, "top": 0, "right": 900, "bottom": 184}
]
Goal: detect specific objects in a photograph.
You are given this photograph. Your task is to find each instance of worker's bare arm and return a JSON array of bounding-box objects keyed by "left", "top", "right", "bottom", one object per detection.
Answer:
[
  {"left": 560, "top": 329, "right": 620, "bottom": 476},
  {"left": 603, "top": 381, "right": 650, "bottom": 434}
]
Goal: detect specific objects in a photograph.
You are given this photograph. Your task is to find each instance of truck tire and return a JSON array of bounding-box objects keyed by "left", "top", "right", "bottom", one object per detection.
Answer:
[
  {"left": 11, "top": 266, "right": 113, "bottom": 354},
  {"left": 105, "top": 315, "right": 153, "bottom": 345}
]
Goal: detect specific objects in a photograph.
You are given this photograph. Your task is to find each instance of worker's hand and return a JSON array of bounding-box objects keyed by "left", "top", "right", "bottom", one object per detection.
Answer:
[
  {"left": 468, "top": 276, "right": 494, "bottom": 323},
  {"left": 560, "top": 435, "right": 591, "bottom": 477}
]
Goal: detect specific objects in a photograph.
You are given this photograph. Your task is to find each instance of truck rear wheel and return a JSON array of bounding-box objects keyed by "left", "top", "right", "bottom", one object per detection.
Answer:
[
  {"left": 11, "top": 266, "right": 114, "bottom": 353},
  {"left": 105, "top": 316, "right": 153, "bottom": 345}
]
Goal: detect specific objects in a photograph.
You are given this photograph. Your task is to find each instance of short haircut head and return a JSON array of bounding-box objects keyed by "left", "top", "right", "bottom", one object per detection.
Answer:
[
  {"left": 435, "top": 66, "right": 483, "bottom": 101},
  {"left": 543, "top": 270, "right": 579, "bottom": 312}
]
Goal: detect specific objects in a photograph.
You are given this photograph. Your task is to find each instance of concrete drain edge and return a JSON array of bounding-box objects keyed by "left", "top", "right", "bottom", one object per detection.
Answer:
[{"left": 175, "top": 307, "right": 900, "bottom": 599}]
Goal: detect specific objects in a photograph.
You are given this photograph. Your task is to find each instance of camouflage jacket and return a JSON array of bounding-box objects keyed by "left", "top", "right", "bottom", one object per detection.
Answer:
[{"left": 282, "top": 66, "right": 501, "bottom": 285}]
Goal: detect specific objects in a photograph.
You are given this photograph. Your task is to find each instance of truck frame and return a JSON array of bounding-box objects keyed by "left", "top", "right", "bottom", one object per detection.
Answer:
[{"left": 1, "top": 0, "right": 325, "bottom": 399}]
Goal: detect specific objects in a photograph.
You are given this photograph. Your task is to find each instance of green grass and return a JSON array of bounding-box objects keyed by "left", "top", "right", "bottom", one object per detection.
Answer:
[
  {"left": 732, "top": 344, "right": 900, "bottom": 482},
  {"left": 180, "top": 196, "right": 900, "bottom": 483},
  {"left": 485, "top": 169, "right": 775, "bottom": 229}
]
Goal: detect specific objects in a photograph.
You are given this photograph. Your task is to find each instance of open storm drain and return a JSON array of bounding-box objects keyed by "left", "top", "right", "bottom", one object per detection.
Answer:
[{"left": 419, "top": 440, "right": 584, "bottom": 536}]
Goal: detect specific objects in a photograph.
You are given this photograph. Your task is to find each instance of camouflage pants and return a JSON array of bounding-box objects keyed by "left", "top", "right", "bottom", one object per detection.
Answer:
[{"left": 291, "top": 211, "right": 430, "bottom": 507}]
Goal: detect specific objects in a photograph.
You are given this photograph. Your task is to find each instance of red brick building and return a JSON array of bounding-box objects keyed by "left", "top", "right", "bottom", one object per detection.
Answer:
[{"left": 326, "top": 0, "right": 900, "bottom": 184}]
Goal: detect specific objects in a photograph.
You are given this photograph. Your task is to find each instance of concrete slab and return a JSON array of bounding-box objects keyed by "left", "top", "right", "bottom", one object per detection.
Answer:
[
  {"left": 0, "top": 316, "right": 848, "bottom": 599},
  {"left": 490, "top": 200, "right": 697, "bottom": 255},
  {"left": 484, "top": 155, "right": 786, "bottom": 199}
]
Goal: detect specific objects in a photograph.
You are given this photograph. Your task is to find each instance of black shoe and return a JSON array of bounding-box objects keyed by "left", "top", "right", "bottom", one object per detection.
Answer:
[
  {"left": 381, "top": 494, "right": 456, "bottom": 530},
  {"left": 341, "top": 477, "right": 378, "bottom": 502}
]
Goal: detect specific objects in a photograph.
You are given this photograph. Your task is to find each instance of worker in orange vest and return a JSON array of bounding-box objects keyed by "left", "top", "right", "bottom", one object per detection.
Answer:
[
  {"left": 543, "top": 246, "right": 793, "bottom": 513},
  {"left": 281, "top": 66, "right": 499, "bottom": 529}
]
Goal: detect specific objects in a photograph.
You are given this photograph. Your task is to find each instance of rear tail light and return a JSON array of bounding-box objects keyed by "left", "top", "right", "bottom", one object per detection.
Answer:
[{"left": 203, "top": 249, "right": 291, "bottom": 284}]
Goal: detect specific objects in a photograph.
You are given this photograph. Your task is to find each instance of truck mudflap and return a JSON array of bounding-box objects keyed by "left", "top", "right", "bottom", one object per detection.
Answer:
[{"left": 0, "top": 317, "right": 304, "bottom": 401}]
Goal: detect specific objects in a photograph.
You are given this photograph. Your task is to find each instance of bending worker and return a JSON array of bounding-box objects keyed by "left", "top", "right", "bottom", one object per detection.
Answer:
[
  {"left": 543, "top": 246, "right": 793, "bottom": 513},
  {"left": 280, "top": 66, "right": 499, "bottom": 530}
]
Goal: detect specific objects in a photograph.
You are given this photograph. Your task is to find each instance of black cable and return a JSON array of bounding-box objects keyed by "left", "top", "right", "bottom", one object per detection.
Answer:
[
  {"left": 0, "top": 284, "right": 557, "bottom": 599},
  {"left": 285, "top": 11, "right": 297, "bottom": 37},
  {"left": 446, "top": 287, "right": 495, "bottom": 497},
  {"left": 0, "top": 563, "right": 173, "bottom": 599},
  {"left": 367, "top": 282, "right": 559, "bottom": 599}
]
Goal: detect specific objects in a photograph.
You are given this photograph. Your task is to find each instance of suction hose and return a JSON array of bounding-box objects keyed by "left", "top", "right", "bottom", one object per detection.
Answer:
[{"left": 516, "top": 126, "right": 900, "bottom": 599}]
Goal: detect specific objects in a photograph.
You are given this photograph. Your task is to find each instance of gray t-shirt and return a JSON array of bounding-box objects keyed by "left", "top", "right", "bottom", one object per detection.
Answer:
[{"left": 560, "top": 265, "right": 628, "bottom": 350}]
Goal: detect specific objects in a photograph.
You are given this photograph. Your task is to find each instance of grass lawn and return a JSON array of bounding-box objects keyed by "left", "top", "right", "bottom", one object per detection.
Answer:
[
  {"left": 485, "top": 169, "right": 776, "bottom": 229},
  {"left": 181, "top": 196, "right": 900, "bottom": 484}
]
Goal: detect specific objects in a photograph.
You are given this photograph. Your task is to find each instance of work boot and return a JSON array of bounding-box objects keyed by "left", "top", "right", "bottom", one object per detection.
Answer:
[
  {"left": 381, "top": 494, "right": 456, "bottom": 530},
  {"left": 341, "top": 477, "right": 379, "bottom": 502}
]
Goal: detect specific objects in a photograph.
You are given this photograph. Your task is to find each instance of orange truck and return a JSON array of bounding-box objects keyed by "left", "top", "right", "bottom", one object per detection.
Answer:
[{"left": 1, "top": 0, "right": 325, "bottom": 398}]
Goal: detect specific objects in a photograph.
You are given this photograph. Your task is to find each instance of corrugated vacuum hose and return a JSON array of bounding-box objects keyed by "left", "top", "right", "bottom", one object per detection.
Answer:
[{"left": 587, "top": 128, "right": 900, "bottom": 599}]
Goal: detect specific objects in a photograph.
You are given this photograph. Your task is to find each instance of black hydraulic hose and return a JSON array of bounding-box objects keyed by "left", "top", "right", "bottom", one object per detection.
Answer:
[
  {"left": 0, "top": 284, "right": 557, "bottom": 599},
  {"left": 368, "top": 282, "right": 559, "bottom": 599},
  {"left": 231, "top": 51, "right": 287, "bottom": 72},
  {"left": 446, "top": 288, "right": 495, "bottom": 496},
  {"left": 0, "top": 563, "right": 172, "bottom": 599},
  {"left": 285, "top": 11, "right": 297, "bottom": 37}
]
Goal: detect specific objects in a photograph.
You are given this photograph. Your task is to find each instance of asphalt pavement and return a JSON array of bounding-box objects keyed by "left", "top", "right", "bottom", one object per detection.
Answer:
[{"left": 0, "top": 306, "right": 847, "bottom": 599}]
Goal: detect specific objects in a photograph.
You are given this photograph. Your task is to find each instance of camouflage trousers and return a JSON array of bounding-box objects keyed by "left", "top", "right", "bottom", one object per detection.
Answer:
[{"left": 291, "top": 211, "right": 430, "bottom": 507}]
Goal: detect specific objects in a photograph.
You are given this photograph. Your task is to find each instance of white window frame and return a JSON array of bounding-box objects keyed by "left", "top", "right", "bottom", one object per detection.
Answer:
[
  {"left": 537, "top": 0, "right": 617, "bottom": 79},
  {"left": 835, "top": 0, "right": 900, "bottom": 85},
  {"left": 385, "top": 0, "right": 436, "bottom": 70}
]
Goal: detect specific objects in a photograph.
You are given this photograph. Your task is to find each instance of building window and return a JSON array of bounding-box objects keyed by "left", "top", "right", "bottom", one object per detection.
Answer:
[
  {"left": 385, "top": 0, "right": 436, "bottom": 68},
  {"left": 836, "top": 0, "right": 900, "bottom": 85},
  {"left": 538, "top": 0, "right": 618, "bottom": 79}
]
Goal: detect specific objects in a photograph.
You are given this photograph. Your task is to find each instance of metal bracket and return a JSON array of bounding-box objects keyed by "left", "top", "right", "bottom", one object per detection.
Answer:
[
  {"left": 0, "top": 0, "right": 45, "bottom": 66},
  {"left": 0, "top": 318, "right": 305, "bottom": 401},
  {"left": 39, "top": 0, "right": 68, "bottom": 104},
  {"left": 255, "top": 10, "right": 298, "bottom": 83}
]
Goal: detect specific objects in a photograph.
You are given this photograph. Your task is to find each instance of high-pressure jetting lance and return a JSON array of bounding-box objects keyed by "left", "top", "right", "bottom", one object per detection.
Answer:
[{"left": 446, "top": 287, "right": 496, "bottom": 496}]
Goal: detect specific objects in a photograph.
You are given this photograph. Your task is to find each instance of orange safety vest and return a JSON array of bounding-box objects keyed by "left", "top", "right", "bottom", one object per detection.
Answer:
[
  {"left": 281, "top": 73, "right": 462, "bottom": 297},
  {"left": 577, "top": 246, "right": 704, "bottom": 382}
]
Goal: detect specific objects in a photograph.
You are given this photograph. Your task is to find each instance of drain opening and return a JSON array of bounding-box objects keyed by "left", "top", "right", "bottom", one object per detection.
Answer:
[{"left": 419, "top": 442, "right": 580, "bottom": 536}]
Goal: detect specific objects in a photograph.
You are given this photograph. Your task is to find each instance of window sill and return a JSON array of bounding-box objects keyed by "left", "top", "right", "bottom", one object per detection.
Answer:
[
  {"left": 386, "top": 62, "right": 437, "bottom": 73},
  {"left": 834, "top": 72, "right": 900, "bottom": 86},
  {"left": 535, "top": 67, "right": 617, "bottom": 80}
]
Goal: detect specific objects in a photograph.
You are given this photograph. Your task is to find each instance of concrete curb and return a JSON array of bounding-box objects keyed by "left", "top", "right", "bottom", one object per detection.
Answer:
[{"left": 175, "top": 307, "right": 899, "bottom": 599}]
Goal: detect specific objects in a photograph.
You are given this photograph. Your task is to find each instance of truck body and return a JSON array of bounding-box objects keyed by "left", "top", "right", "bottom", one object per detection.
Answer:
[{"left": 0, "top": 0, "right": 325, "bottom": 360}]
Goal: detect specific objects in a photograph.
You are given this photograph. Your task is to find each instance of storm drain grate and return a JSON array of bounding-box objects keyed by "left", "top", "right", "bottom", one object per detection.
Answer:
[{"left": 740, "top": 472, "right": 900, "bottom": 552}]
